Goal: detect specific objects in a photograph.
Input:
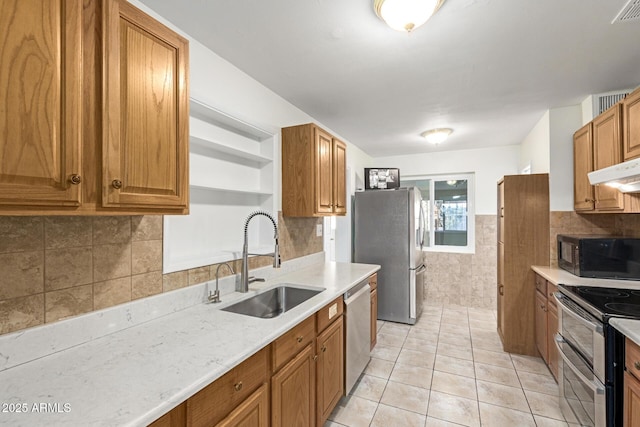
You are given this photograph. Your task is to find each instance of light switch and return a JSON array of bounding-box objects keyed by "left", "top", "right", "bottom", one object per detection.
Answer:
[{"left": 316, "top": 224, "right": 323, "bottom": 237}]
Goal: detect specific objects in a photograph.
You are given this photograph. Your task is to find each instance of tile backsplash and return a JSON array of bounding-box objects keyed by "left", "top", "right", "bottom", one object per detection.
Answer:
[{"left": 0, "top": 212, "right": 322, "bottom": 335}]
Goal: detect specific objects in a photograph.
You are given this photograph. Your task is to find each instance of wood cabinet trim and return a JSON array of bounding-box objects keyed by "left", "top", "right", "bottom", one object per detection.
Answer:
[{"left": 624, "top": 88, "right": 640, "bottom": 161}]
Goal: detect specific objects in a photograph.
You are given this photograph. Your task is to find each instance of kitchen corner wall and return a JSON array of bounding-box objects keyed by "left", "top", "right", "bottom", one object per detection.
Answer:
[
  {"left": 423, "top": 215, "right": 497, "bottom": 309},
  {"left": 0, "top": 213, "right": 322, "bottom": 336}
]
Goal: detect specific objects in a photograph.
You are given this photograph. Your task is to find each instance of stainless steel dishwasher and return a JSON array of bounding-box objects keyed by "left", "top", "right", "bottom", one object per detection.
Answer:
[{"left": 344, "top": 278, "right": 371, "bottom": 394}]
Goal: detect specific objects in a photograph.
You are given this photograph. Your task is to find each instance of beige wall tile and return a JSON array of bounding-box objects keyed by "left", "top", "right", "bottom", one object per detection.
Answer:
[
  {"left": 132, "top": 271, "right": 162, "bottom": 300},
  {"left": 44, "top": 217, "right": 92, "bottom": 249},
  {"left": 131, "top": 240, "right": 162, "bottom": 274},
  {"left": 93, "top": 243, "right": 131, "bottom": 282},
  {"left": 93, "top": 217, "right": 132, "bottom": 245},
  {"left": 45, "top": 285, "right": 93, "bottom": 323},
  {"left": 188, "top": 266, "right": 211, "bottom": 285},
  {"left": 0, "top": 294, "right": 45, "bottom": 334},
  {"left": 93, "top": 277, "right": 131, "bottom": 310},
  {"left": 0, "top": 217, "right": 43, "bottom": 253},
  {"left": 0, "top": 251, "right": 44, "bottom": 300},
  {"left": 132, "top": 216, "right": 163, "bottom": 241},
  {"left": 45, "top": 247, "right": 93, "bottom": 292},
  {"left": 163, "top": 270, "right": 188, "bottom": 292}
]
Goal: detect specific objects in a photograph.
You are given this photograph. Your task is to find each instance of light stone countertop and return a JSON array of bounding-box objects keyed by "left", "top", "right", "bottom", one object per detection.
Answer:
[
  {"left": 610, "top": 318, "right": 640, "bottom": 347},
  {"left": 532, "top": 265, "right": 640, "bottom": 290},
  {"left": 0, "top": 261, "right": 380, "bottom": 427}
]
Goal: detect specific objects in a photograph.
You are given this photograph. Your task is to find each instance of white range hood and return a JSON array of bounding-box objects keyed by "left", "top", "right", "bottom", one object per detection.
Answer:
[{"left": 588, "top": 157, "right": 640, "bottom": 193}]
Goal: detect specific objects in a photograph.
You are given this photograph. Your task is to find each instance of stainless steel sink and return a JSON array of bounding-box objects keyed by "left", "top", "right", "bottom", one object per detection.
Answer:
[{"left": 221, "top": 285, "right": 323, "bottom": 319}]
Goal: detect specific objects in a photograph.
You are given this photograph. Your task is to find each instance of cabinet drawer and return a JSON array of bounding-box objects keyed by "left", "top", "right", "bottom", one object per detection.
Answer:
[
  {"left": 317, "top": 297, "right": 344, "bottom": 334},
  {"left": 535, "top": 274, "right": 547, "bottom": 295},
  {"left": 627, "top": 338, "right": 640, "bottom": 382},
  {"left": 369, "top": 273, "right": 378, "bottom": 291},
  {"left": 188, "top": 347, "right": 269, "bottom": 427},
  {"left": 547, "top": 282, "right": 558, "bottom": 308},
  {"left": 273, "top": 315, "right": 316, "bottom": 372}
]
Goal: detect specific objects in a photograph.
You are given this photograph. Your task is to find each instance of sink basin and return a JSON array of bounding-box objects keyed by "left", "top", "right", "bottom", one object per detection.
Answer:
[{"left": 221, "top": 285, "right": 324, "bottom": 319}]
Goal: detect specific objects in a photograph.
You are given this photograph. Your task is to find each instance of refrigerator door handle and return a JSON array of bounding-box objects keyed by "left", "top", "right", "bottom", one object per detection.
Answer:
[{"left": 415, "top": 264, "right": 427, "bottom": 275}]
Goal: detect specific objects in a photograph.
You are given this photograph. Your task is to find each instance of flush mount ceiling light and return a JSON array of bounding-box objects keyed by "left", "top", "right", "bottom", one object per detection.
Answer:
[
  {"left": 421, "top": 128, "right": 453, "bottom": 144},
  {"left": 374, "top": 0, "right": 446, "bottom": 32}
]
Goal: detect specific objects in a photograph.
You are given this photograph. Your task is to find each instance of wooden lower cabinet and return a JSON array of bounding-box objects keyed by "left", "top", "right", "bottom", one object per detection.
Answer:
[
  {"left": 217, "top": 383, "right": 269, "bottom": 427},
  {"left": 535, "top": 290, "right": 548, "bottom": 361},
  {"left": 625, "top": 337, "right": 640, "bottom": 427},
  {"left": 547, "top": 301, "right": 559, "bottom": 379},
  {"left": 316, "top": 316, "right": 344, "bottom": 426},
  {"left": 148, "top": 403, "right": 186, "bottom": 427},
  {"left": 370, "top": 288, "right": 378, "bottom": 350},
  {"left": 533, "top": 273, "right": 558, "bottom": 381},
  {"left": 271, "top": 344, "right": 316, "bottom": 427}
]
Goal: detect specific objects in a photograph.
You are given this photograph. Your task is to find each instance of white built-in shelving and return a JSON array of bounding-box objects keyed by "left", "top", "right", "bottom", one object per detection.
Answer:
[{"left": 163, "top": 98, "right": 278, "bottom": 274}]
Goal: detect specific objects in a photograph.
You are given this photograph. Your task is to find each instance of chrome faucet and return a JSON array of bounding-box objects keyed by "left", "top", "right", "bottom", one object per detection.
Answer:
[
  {"left": 239, "top": 211, "right": 281, "bottom": 293},
  {"left": 208, "top": 262, "right": 235, "bottom": 303}
]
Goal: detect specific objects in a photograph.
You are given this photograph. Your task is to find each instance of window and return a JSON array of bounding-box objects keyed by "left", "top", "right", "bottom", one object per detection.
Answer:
[{"left": 402, "top": 174, "right": 475, "bottom": 253}]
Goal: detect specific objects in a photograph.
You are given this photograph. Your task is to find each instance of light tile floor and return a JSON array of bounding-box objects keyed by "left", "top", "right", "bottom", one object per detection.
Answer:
[{"left": 326, "top": 304, "right": 579, "bottom": 427}]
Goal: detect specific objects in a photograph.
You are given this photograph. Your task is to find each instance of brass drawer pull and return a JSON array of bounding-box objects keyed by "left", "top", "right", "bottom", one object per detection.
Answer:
[
  {"left": 234, "top": 382, "right": 243, "bottom": 392},
  {"left": 634, "top": 361, "right": 640, "bottom": 371},
  {"left": 112, "top": 179, "right": 122, "bottom": 189},
  {"left": 322, "top": 345, "right": 327, "bottom": 352},
  {"left": 69, "top": 174, "right": 82, "bottom": 185},
  {"left": 297, "top": 336, "right": 303, "bottom": 343}
]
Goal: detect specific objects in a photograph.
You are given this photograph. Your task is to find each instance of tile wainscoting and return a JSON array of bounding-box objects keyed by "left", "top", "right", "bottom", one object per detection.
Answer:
[
  {"left": 0, "top": 212, "right": 322, "bottom": 335},
  {"left": 423, "top": 215, "right": 497, "bottom": 310}
]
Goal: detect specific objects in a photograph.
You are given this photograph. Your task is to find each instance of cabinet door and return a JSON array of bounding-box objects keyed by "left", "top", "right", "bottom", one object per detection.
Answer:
[
  {"left": 332, "top": 138, "right": 347, "bottom": 215},
  {"left": 217, "top": 383, "right": 269, "bottom": 427},
  {"left": 371, "top": 288, "right": 378, "bottom": 350},
  {"left": 314, "top": 128, "right": 334, "bottom": 215},
  {"left": 573, "top": 123, "right": 595, "bottom": 211},
  {"left": 272, "top": 344, "right": 315, "bottom": 427},
  {"left": 547, "top": 302, "right": 558, "bottom": 380},
  {"left": 625, "top": 371, "right": 640, "bottom": 427},
  {"left": 593, "top": 105, "right": 624, "bottom": 211},
  {"left": 103, "top": 0, "right": 189, "bottom": 210},
  {"left": 535, "top": 291, "right": 548, "bottom": 363},
  {"left": 316, "top": 317, "right": 344, "bottom": 426},
  {"left": 623, "top": 88, "right": 640, "bottom": 161},
  {"left": 497, "top": 240, "right": 505, "bottom": 339},
  {"left": 497, "top": 181, "right": 504, "bottom": 243},
  {"left": 0, "top": 0, "right": 82, "bottom": 207}
]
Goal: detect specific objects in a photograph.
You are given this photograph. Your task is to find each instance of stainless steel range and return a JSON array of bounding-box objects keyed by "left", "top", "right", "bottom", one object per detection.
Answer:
[{"left": 555, "top": 284, "right": 640, "bottom": 426}]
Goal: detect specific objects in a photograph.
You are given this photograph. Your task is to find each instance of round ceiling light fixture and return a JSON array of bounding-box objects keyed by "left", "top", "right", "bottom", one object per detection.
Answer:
[
  {"left": 374, "top": 0, "right": 446, "bottom": 32},
  {"left": 421, "top": 128, "right": 453, "bottom": 144}
]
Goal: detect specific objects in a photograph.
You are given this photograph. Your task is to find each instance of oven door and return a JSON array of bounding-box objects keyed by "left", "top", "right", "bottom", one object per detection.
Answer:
[
  {"left": 555, "top": 334, "right": 606, "bottom": 427},
  {"left": 555, "top": 292, "right": 606, "bottom": 381}
]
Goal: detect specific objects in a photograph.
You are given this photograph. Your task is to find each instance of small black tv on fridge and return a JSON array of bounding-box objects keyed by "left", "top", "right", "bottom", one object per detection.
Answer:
[{"left": 364, "top": 168, "right": 400, "bottom": 190}]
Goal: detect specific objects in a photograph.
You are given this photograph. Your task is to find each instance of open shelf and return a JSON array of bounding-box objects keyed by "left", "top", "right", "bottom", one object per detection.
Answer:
[
  {"left": 190, "top": 98, "right": 273, "bottom": 142},
  {"left": 190, "top": 184, "right": 272, "bottom": 197},
  {"left": 190, "top": 135, "right": 272, "bottom": 165}
]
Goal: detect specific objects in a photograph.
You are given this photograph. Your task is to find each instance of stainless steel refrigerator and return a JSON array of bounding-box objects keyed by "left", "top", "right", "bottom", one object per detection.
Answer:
[{"left": 353, "top": 187, "right": 425, "bottom": 324}]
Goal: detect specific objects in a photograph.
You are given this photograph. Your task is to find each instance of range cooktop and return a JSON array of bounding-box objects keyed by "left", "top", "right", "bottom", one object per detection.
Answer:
[{"left": 559, "top": 285, "right": 640, "bottom": 320}]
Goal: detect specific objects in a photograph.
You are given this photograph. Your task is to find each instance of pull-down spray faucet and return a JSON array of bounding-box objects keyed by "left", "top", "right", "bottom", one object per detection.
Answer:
[{"left": 239, "top": 211, "right": 281, "bottom": 292}]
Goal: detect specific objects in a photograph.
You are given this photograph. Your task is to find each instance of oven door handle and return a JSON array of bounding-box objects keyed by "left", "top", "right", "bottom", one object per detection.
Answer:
[
  {"left": 554, "top": 334, "right": 605, "bottom": 395},
  {"left": 554, "top": 292, "right": 603, "bottom": 334}
]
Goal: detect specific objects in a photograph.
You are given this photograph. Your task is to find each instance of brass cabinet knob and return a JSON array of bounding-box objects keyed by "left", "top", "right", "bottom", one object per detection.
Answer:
[
  {"left": 234, "top": 382, "right": 243, "bottom": 392},
  {"left": 69, "top": 174, "right": 82, "bottom": 185},
  {"left": 112, "top": 179, "right": 122, "bottom": 189},
  {"left": 313, "top": 355, "right": 318, "bottom": 361},
  {"left": 297, "top": 336, "right": 304, "bottom": 343},
  {"left": 634, "top": 361, "right": 640, "bottom": 371},
  {"left": 322, "top": 345, "right": 327, "bottom": 353}
]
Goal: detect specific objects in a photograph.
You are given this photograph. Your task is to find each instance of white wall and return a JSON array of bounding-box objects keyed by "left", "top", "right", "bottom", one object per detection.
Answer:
[
  {"left": 519, "top": 111, "right": 550, "bottom": 174},
  {"left": 581, "top": 95, "right": 594, "bottom": 125},
  {"left": 549, "top": 105, "right": 582, "bottom": 211},
  {"left": 374, "top": 146, "right": 520, "bottom": 215}
]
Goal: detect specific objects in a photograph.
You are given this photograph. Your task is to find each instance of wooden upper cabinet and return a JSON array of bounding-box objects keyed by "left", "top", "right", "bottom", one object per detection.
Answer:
[
  {"left": 624, "top": 88, "right": 640, "bottom": 161},
  {"left": 573, "top": 122, "right": 595, "bottom": 211},
  {"left": 282, "top": 123, "right": 347, "bottom": 217},
  {"left": 102, "top": 0, "right": 189, "bottom": 210},
  {"left": 0, "top": 0, "right": 82, "bottom": 207},
  {"left": 593, "top": 104, "right": 624, "bottom": 211}
]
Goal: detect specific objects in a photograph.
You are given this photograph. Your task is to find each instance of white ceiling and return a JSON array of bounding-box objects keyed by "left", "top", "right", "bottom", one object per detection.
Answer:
[{"left": 140, "top": 0, "right": 640, "bottom": 158}]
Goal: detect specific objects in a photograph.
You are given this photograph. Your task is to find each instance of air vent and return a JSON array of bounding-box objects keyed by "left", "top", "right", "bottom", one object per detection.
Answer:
[
  {"left": 612, "top": 0, "right": 640, "bottom": 23},
  {"left": 592, "top": 90, "right": 632, "bottom": 117}
]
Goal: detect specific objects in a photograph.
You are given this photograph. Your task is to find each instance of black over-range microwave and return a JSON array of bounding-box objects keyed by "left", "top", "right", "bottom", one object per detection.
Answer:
[{"left": 557, "top": 234, "right": 640, "bottom": 279}]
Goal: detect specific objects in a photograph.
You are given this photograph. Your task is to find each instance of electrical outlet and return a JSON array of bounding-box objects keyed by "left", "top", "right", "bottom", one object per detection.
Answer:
[{"left": 316, "top": 224, "right": 323, "bottom": 237}]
